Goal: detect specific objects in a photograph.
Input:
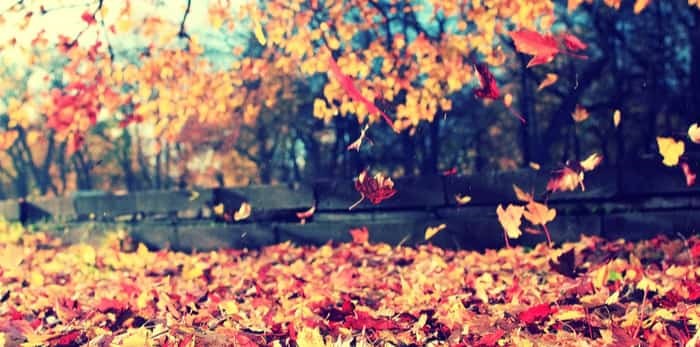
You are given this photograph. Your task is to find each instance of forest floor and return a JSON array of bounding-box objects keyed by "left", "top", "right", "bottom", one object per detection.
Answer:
[{"left": 0, "top": 223, "right": 699, "bottom": 347}]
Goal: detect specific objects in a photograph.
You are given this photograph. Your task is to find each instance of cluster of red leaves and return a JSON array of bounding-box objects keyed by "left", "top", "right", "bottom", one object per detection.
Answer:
[{"left": 2, "top": 230, "right": 700, "bottom": 346}]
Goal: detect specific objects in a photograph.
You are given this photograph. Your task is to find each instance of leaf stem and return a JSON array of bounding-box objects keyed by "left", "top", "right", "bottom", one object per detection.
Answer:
[
  {"left": 349, "top": 195, "right": 364, "bottom": 210},
  {"left": 542, "top": 224, "right": 552, "bottom": 246}
]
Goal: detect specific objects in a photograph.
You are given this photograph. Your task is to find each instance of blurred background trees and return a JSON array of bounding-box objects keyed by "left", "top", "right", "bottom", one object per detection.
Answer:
[{"left": 0, "top": 0, "right": 698, "bottom": 198}]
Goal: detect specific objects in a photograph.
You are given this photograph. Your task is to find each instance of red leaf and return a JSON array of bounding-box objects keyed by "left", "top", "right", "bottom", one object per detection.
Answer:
[
  {"left": 46, "top": 330, "right": 84, "bottom": 347},
  {"left": 95, "top": 298, "right": 127, "bottom": 313},
  {"left": 690, "top": 243, "right": 700, "bottom": 259},
  {"left": 81, "top": 11, "right": 96, "bottom": 25},
  {"left": 558, "top": 33, "right": 587, "bottom": 52},
  {"left": 681, "top": 162, "right": 696, "bottom": 186},
  {"left": 518, "top": 303, "right": 555, "bottom": 324},
  {"left": 352, "top": 170, "right": 397, "bottom": 206},
  {"left": 349, "top": 226, "right": 369, "bottom": 244},
  {"left": 442, "top": 167, "right": 458, "bottom": 176},
  {"left": 473, "top": 63, "right": 500, "bottom": 99},
  {"left": 328, "top": 57, "right": 395, "bottom": 130},
  {"left": 476, "top": 329, "right": 505, "bottom": 346},
  {"left": 510, "top": 30, "right": 559, "bottom": 68}
]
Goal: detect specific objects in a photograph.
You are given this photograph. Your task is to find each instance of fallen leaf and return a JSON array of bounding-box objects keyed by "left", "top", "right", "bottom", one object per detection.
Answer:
[
  {"left": 553, "top": 308, "right": 585, "bottom": 321},
  {"left": 519, "top": 303, "right": 555, "bottom": 324},
  {"left": 523, "top": 201, "right": 556, "bottom": 226},
  {"left": 349, "top": 226, "right": 369, "bottom": 244},
  {"left": 476, "top": 329, "right": 505, "bottom": 346},
  {"left": 537, "top": 73, "right": 558, "bottom": 91},
  {"left": 234, "top": 202, "right": 252, "bottom": 221},
  {"left": 571, "top": 104, "right": 589, "bottom": 122},
  {"left": 455, "top": 194, "right": 472, "bottom": 205},
  {"left": 657, "top": 137, "right": 685, "bottom": 167},
  {"left": 550, "top": 248, "right": 578, "bottom": 278}
]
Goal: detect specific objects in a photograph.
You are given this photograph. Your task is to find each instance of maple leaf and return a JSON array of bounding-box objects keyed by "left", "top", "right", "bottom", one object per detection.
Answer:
[
  {"left": 537, "top": 73, "right": 558, "bottom": 91},
  {"left": 688, "top": 123, "right": 700, "bottom": 144},
  {"left": 523, "top": 201, "right": 556, "bottom": 226},
  {"left": 496, "top": 204, "right": 525, "bottom": 242},
  {"left": 349, "top": 226, "right": 369, "bottom": 244},
  {"left": 657, "top": 137, "right": 685, "bottom": 167},
  {"left": 547, "top": 153, "right": 601, "bottom": 193},
  {"left": 473, "top": 63, "right": 500, "bottom": 99},
  {"left": 442, "top": 167, "right": 458, "bottom": 176},
  {"left": 512, "top": 184, "right": 533, "bottom": 202},
  {"left": 519, "top": 303, "right": 556, "bottom": 324},
  {"left": 350, "top": 170, "right": 397, "bottom": 209},
  {"left": 510, "top": 30, "right": 559, "bottom": 67},
  {"left": 424, "top": 223, "right": 446, "bottom": 241}
]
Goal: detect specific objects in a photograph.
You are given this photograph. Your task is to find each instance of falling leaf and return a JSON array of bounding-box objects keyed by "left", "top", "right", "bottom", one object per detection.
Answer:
[
  {"left": 634, "top": 0, "right": 651, "bottom": 13},
  {"left": 657, "top": 137, "right": 685, "bottom": 167},
  {"left": 234, "top": 202, "right": 252, "bottom": 221},
  {"left": 681, "top": 162, "right": 696, "bottom": 187},
  {"left": 473, "top": 63, "right": 500, "bottom": 100},
  {"left": 496, "top": 204, "right": 525, "bottom": 239},
  {"left": 580, "top": 153, "right": 603, "bottom": 171},
  {"left": 512, "top": 184, "right": 533, "bottom": 202},
  {"left": 81, "top": 10, "right": 96, "bottom": 25},
  {"left": 455, "top": 194, "right": 472, "bottom": 205},
  {"left": 503, "top": 93, "right": 513, "bottom": 107},
  {"left": 424, "top": 224, "right": 447, "bottom": 241},
  {"left": 188, "top": 190, "right": 200, "bottom": 201},
  {"left": 510, "top": 30, "right": 559, "bottom": 67},
  {"left": 213, "top": 203, "right": 225, "bottom": 216},
  {"left": 523, "top": 200, "right": 556, "bottom": 244},
  {"left": 347, "top": 124, "right": 370, "bottom": 151},
  {"left": 350, "top": 170, "right": 397, "bottom": 209},
  {"left": 571, "top": 104, "right": 589, "bottom": 122},
  {"left": 688, "top": 123, "right": 700, "bottom": 144},
  {"left": 296, "top": 204, "right": 316, "bottom": 224},
  {"left": 349, "top": 226, "right": 369, "bottom": 244},
  {"left": 529, "top": 162, "right": 541, "bottom": 170},
  {"left": 442, "top": 167, "right": 458, "bottom": 176},
  {"left": 613, "top": 109, "right": 621, "bottom": 128},
  {"left": 537, "top": 73, "right": 558, "bottom": 91},
  {"left": 253, "top": 18, "right": 266, "bottom": 45},
  {"left": 547, "top": 166, "right": 584, "bottom": 192}
]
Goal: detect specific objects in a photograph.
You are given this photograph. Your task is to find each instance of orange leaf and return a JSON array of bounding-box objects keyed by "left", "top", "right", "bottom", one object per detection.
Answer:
[
  {"left": 537, "top": 73, "right": 558, "bottom": 91},
  {"left": 349, "top": 226, "right": 369, "bottom": 244},
  {"left": 657, "top": 137, "right": 685, "bottom": 167},
  {"left": 424, "top": 223, "right": 446, "bottom": 241},
  {"left": 512, "top": 184, "right": 533, "bottom": 202},
  {"left": 523, "top": 201, "right": 556, "bottom": 226},
  {"left": 580, "top": 153, "right": 603, "bottom": 171},
  {"left": 455, "top": 194, "right": 472, "bottom": 205},
  {"left": 234, "top": 202, "right": 251, "bottom": 221},
  {"left": 571, "top": 104, "right": 589, "bottom": 122}
]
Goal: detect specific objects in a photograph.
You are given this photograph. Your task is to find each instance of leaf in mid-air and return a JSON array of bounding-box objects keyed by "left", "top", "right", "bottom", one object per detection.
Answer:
[
  {"left": 571, "top": 104, "right": 589, "bottom": 123},
  {"left": 234, "top": 202, "right": 252, "bottom": 221},
  {"left": 473, "top": 63, "right": 500, "bottom": 99},
  {"left": 424, "top": 224, "right": 447, "bottom": 241},
  {"left": 579, "top": 153, "right": 603, "bottom": 172},
  {"left": 681, "top": 162, "right": 696, "bottom": 187},
  {"left": 296, "top": 204, "right": 316, "bottom": 223},
  {"left": 350, "top": 170, "right": 397, "bottom": 209},
  {"left": 656, "top": 137, "right": 684, "bottom": 167},
  {"left": 613, "top": 109, "right": 622, "bottom": 128},
  {"left": 455, "top": 194, "right": 472, "bottom": 205},
  {"left": 688, "top": 123, "right": 700, "bottom": 144},
  {"left": 253, "top": 18, "right": 266, "bottom": 45},
  {"left": 537, "top": 73, "right": 558, "bottom": 91},
  {"left": 496, "top": 204, "right": 525, "bottom": 239},
  {"left": 512, "top": 184, "right": 533, "bottom": 202},
  {"left": 349, "top": 226, "right": 369, "bottom": 244},
  {"left": 510, "top": 30, "right": 559, "bottom": 67}
]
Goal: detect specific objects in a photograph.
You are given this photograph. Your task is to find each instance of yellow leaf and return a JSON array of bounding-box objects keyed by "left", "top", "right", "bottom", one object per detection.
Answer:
[
  {"left": 571, "top": 104, "right": 589, "bottom": 123},
  {"left": 253, "top": 18, "right": 266, "bottom": 46},
  {"left": 652, "top": 308, "right": 674, "bottom": 321},
  {"left": 688, "top": 123, "right": 700, "bottom": 144},
  {"left": 503, "top": 93, "right": 513, "bottom": 107},
  {"left": 454, "top": 194, "right": 472, "bottom": 205},
  {"left": 553, "top": 308, "right": 586, "bottom": 321},
  {"left": 656, "top": 137, "right": 685, "bottom": 167},
  {"left": 523, "top": 201, "right": 556, "bottom": 226},
  {"left": 234, "top": 202, "right": 252, "bottom": 221},
  {"left": 218, "top": 300, "right": 239, "bottom": 316},
  {"left": 425, "top": 223, "right": 447, "bottom": 241},
  {"left": 637, "top": 277, "right": 659, "bottom": 292},
  {"left": 496, "top": 204, "right": 525, "bottom": 239},
  {"left": 529, "top": 162, "right": 541, "bottom": 170},
  {"left": 537, "top": 73, "right": 558, "bottom": 91},
  {"left": 297, "top": 327, "right": 326, "bottom": 347},
  {"left": 634, "top": 0, "right": 651, "bottom": 13},
  {"left": 512, "top": 184, "right": 533, "bottom": 202},
  {"left": 605, "top": 291, "right": 620, "bottom": 305},
  {"left": 213, "top": 203, "right": 224, "bottom": 216},
  {"left": 120, "top": 328, "right": 154, "bottom": 347},
  {"left": 613, "top": 109, "right": 621, "bottom": 128},
  {"left": 580, "top": 153, "right": 603, "bottom": 172},
  {"left": 189, "top": 190, "right": 200, "bottom": 201},
  {"left": 591, "top": 264, "right": 608, "bottom": 291}
]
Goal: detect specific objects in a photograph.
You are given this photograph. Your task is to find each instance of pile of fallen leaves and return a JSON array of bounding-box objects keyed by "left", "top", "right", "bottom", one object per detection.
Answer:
[{"left": 1, "top": 221, "right": 699, "bottom": 347}]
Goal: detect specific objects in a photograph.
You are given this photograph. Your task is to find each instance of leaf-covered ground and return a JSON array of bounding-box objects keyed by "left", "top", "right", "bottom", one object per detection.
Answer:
[{"left": 1, "top": 224, "right": 699, "bottom": 346}]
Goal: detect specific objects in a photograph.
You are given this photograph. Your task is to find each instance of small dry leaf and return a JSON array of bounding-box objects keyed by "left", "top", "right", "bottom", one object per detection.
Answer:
[
  {"left": 571, "top": 104, "right": 589, "bottom": 123},
  {"left": 633, "top": 0, "right": 651, "bottom": 14},
  {"left": 512, "top": 184, "right": 533, "bottom": 202},
  {"left": 296, "top": 204, "right": 316, "bottom": 224},
  {"left": 503, "top": 93, "right": 513, "bottom": 107},
  {"left": 188, "top": 190, "right": 200, "bottom": 201},
  {"left": 233, "top": 202, "right": 252, "bottom": 221},
  {"left": 580, "top": 153, "right": 603, "bottom": 171},
  {"left": 455, "top": 194, "right": 472, "bottom": 205},
  {"left": 253, "top": 18, "right": 266, "bottom": 45},
  {"left": 424, "top": 223, "right": 447, "bottom": 241},
  {"left": 213, "top": 203, "right": 225, "bottom": 216},
  {"left": 613, "top": 109, "right": 621, "bottom": 128},
  {"left": 496, "top": 204, "right": 525, "bottom": 239},
  {"left": 529, "top": 162, "right": 541, "bottom": 170},
  {"left": 657, "top": 137, "right": 685, "bottom": 167},
  {"left": 688, "top": 123, "right": 700, "bottom": 144},
  {"left": 537, "top": 73, "right": 558, "bottom": 91},
  {"left": 523, "top": 200, "right": 556, "bottom": 226}
]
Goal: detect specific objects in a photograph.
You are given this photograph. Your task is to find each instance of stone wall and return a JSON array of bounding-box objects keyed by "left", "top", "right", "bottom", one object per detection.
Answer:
[{"left": 1, "top": 165, "right": 698, "bottom": 252}]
